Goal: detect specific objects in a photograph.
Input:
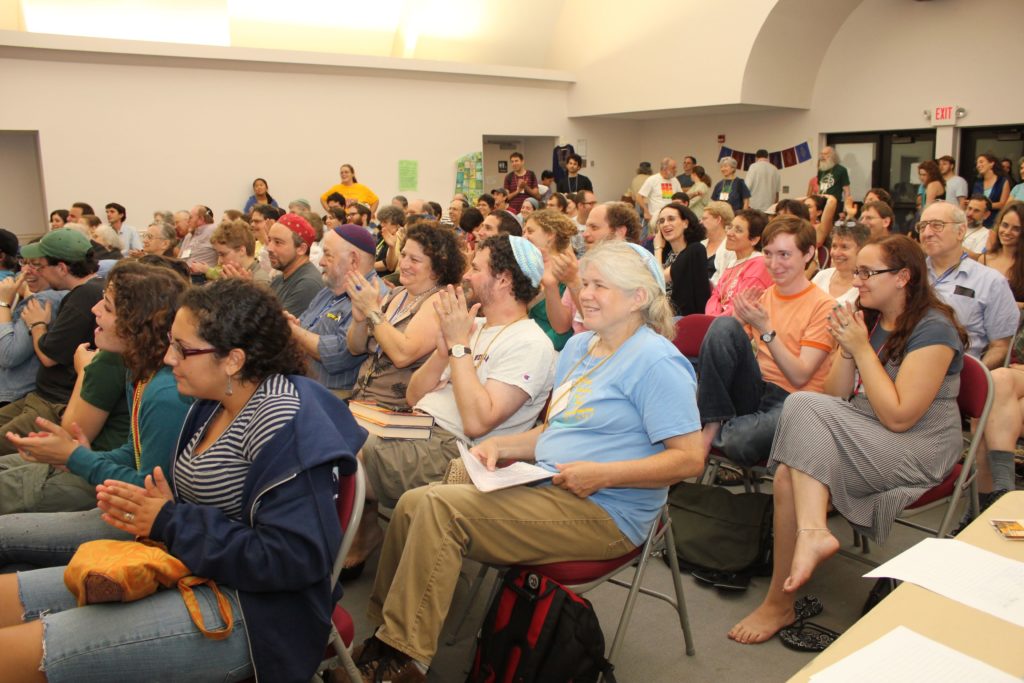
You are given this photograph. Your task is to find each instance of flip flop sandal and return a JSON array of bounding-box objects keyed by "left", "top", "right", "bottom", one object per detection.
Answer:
[
  {"left": 777, "top": 621, "right": 840, "bottom": 652},
  {"left": 794, "top": 594, "right": 824, "bottom": 621}
]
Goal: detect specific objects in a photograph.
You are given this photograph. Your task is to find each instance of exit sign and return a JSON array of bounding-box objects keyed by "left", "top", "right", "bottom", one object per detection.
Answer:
[{"left": 933, "top": 105, "right": 956, "bottom": 127}]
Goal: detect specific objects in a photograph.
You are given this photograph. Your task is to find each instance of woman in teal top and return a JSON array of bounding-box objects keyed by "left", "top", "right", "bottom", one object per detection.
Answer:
[
  {"left": 523, "top": 208, "right": 579, "bottom": 350},
  {"left": 0, "top": 261, "right": 193, "bottom": 567}
]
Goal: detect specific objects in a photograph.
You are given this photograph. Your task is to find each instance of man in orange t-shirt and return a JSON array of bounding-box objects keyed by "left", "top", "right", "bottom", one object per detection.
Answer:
[{"left": 697, "top": 215, "right": 835, "bottom": 465}]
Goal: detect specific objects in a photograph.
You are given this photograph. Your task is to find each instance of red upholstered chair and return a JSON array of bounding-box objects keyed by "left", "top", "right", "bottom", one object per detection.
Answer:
[
  {"left": 312, "top": 461, "right": 366, "bottom": 682},
  {"left": 672, "top": 314, "right": 715, "bottom": 360},
  {"left": 447, "top": 506, "right": 695, "bottom": 670}
]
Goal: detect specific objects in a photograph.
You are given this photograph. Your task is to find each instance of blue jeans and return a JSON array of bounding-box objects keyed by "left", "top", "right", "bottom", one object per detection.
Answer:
[
  {"left": 19, "top": 566, "right": 253, "bottom": 682},
  {"left": 697, "top": 316, "right": 789, "bottom": 465},
  {"left": 0, "top": 508, "right": 130, "bottom": 571}
]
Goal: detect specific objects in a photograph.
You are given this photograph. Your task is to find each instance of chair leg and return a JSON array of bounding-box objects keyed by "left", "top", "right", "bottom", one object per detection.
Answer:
[
  {"left": 660, "top": 513, "right": 696, "bottom": 657},
  {"left": 445, "top": 563, "right": 493, "bottom": 646}
]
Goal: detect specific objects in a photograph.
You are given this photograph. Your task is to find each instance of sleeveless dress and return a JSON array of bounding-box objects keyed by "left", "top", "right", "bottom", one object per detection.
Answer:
[
  {"left": 767, "top": 310, "right": 963, "bottom": 543},
  {"left": 350, "top": 286, "right": 437, "bottom": 408}
]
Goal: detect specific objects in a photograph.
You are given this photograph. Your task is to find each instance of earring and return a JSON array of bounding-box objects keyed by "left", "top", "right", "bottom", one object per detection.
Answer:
[{"left": 225, "top": 374, "right": 234, "bottom": 397}]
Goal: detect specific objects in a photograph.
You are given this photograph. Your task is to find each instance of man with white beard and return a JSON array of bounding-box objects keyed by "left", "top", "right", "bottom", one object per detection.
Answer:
[{"left": 809, "top": 146, "right": 850, "bottom": 205}]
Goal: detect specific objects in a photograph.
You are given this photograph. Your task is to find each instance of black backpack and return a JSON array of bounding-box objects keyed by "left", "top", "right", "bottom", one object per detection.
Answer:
[{"left": 466, "top": 568, "right": 617, "bottom": 683}]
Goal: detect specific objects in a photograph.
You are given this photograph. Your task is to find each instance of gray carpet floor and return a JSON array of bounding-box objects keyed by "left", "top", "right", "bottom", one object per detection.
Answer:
[{"left": 339, "top": 486, "right": 964, "bottom": 683}]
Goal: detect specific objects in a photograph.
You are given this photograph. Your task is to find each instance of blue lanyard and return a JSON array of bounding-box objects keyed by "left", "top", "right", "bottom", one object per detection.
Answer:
[{"left": 932, "top": 252, "right": 968, "bottom": 286}]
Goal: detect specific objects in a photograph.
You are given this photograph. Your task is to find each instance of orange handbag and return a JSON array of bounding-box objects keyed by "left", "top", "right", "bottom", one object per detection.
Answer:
[{"left": 63, "top": 539, "right": 234, "bottom": 640}]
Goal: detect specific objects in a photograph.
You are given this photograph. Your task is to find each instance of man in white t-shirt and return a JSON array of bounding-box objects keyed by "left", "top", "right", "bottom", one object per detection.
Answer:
[
  {"left": 963, "top": 195, "right": 992, "bottom": 255},
  {"left": 346, "top": 235, "right": 557, "bottom": 569},
  {"left": 745, "top": 149, "right": 781, "bottom": 211},
  {"left": 939, "top": 155, "right": 969, "bottom": 209},
  {"left": 636, "top": 157, "right": 682, "bottom": 225}
]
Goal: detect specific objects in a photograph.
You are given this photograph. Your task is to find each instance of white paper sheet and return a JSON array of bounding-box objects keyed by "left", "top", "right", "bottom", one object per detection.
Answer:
[
  {"left": 457, "top": 442, "right": 553, "bottom": 493},
  {"left": 810, "top": 626, "right": 1019, "bottom": 683},
  {"left": 864, "top": 538, "right": 1024, "bottom": 628}
]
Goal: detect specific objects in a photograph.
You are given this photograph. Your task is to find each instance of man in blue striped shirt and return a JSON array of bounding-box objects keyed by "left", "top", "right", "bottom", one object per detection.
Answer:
[{"left": 287, "top": 225, "right": 385, "bottom": 397}]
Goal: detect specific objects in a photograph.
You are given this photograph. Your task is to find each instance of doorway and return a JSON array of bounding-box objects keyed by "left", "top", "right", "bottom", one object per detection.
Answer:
[
  {"left": 481, "top": 136, "right": 557, "bottom": 201},
  {"left": 827, "top": 129, "right": 936, "bottom": 233},
  {"left": 0, "top": 131, "right": 48, "bottom": 240}
]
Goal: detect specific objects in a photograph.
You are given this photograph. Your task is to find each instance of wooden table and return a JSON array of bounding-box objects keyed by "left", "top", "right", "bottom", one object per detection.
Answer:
[{"left": 788, "top": 490, "right": 1024, "bottom": 681}]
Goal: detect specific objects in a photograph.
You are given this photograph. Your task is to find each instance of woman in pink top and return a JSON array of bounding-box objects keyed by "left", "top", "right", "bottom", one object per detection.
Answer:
[{"left": 706, "top": 210, "right": 772, "bottom": 317}]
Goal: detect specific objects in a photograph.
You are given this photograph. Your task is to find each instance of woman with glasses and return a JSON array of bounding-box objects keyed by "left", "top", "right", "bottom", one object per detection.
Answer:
[
  {"left": 141, "top": 220, "right": 177, "bottom": 257},
  {"left": 705, "top": 210, "right": 772, "bottom": 317},
  {"left": 0, "top": 261, "right": 191, "bottom": 560},
  {"left": 0, "top": 278, "right": 363, "bottom": 682},
  {"left": 730, "top": 234, "right": 966, "bottom": 645}
]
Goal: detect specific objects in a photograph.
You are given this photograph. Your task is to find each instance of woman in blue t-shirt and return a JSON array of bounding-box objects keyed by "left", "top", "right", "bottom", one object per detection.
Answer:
[{"left": 348, "top": 241, "right": 706, "bottom": 680}]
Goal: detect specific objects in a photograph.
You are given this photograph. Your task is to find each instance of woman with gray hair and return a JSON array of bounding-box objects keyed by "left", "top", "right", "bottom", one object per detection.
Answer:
[
  {"left": 812, "top": 221, "right": 871, "bottom": 305},
  {"left": 712, "top": 156, "right": 751, "bottom": 213},
  {"left": 348, "top": 240, "right": 704, "bottom": 680}
]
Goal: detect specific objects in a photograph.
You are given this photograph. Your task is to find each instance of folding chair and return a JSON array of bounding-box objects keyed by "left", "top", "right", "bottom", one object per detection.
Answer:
[
  {"left": 701, "top": 449, "right": 771, "bottom": 493},
  {"left": 447, "top": 505, "right": 695, "bottom": 669},
  {"left": 847, "top": 354, "right": 993, "bottom": 559},
  {"left": 312, "top": 461, "right": 366, "bottom": 683}
]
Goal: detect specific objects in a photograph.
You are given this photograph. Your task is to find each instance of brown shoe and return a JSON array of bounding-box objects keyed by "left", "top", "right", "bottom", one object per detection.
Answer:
[{"left": 358, "top": 655, "right": 426, "bottom": 683}]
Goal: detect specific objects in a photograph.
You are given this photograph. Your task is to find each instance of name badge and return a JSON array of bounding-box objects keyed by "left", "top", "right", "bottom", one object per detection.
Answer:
[
  {"left": 180, "top": 248, "right": 192, "bottom": 259},
  {"left": 719, "top": 192, "right": 730, "bottom": 201},
  {"left": 547, "top": 380, "right": 571, "bottom": 419}
]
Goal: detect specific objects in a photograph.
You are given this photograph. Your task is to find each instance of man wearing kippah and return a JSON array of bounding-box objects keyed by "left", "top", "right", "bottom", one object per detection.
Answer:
[
  {"left": 289, "top": 225, "right": 388, "bottom": 398},
  {"left": 342, "top": 234, "right": 557, "bottom": 577}
]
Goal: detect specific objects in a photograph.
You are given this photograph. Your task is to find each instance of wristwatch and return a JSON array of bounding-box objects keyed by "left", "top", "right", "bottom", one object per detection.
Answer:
[
  {"left": 448, "top": 344, "right": 472, "bottom": 359},
  {"left": 759, "top": 330, "right": 777, "bottom": 344},
  {"left": 0, "top": 301, "right": 9, "bottom": 309}
]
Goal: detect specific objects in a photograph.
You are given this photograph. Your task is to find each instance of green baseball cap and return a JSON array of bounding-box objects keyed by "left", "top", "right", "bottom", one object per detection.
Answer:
[{"left": 21, "top": 228, "right": 93, "bottom": 262}]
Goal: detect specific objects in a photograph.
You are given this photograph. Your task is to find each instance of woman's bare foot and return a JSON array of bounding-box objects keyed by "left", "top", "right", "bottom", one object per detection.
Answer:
[
  {"left": 728, "top": 600, "right": 795, "bottom": 644},
  {"left": 783, "top": 528, "right": 839, "bottom": 593},
  {"left": 343, "top": 511, "right": 384, "bottom": 569}
]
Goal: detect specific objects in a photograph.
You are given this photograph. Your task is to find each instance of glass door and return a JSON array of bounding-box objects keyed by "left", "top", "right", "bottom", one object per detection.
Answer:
[{"left": 959, "top": 126, "right": 1024, "bottom": 194}]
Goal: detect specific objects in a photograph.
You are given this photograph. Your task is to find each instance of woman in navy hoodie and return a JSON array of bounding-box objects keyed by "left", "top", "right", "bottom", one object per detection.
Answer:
[{"left": 0, "top": 280, "right": 364, "bottom": 683}]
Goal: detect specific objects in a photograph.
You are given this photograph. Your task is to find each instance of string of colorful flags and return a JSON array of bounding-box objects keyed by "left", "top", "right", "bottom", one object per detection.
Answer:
[{"left": 718, "top": 142, "right": 812, "bottom": 171}]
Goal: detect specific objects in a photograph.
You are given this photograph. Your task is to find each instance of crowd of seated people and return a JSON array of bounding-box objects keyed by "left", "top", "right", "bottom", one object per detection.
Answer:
[{"left": 0, "top": 145, "right": 1016, "bottom": 681}]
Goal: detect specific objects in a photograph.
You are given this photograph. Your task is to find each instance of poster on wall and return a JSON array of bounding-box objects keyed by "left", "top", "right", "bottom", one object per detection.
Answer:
[{"left": 454, "top": 152, "right": 484, "bottom": 201}]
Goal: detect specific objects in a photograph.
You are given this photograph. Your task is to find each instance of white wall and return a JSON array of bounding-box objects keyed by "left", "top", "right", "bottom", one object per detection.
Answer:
[
  {"left": 0, "top": 46, "right": 639, "bottom": 236},
  {"left": 638, "top": 0, "right": 1024, "bottom": 199}
]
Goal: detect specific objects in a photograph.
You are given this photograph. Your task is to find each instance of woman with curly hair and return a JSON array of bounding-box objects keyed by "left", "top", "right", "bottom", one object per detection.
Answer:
[
  {"left": 654, "top": 203, "right": 710, "bottom": 316},
  {"left": 0, "top": 279, "right": 364, "bottom": 682},
  {"left": 523, "top": 208, "right": 578, "bottom": 349},
  {"left": 3, "top": 261, "right": 193, "bottom": 516},
  {"left": 346, "top": 222, "right": 466, "bottom": 408},
  {"left": 979, "top": 202, "right": 1024, "bottom": 305}
]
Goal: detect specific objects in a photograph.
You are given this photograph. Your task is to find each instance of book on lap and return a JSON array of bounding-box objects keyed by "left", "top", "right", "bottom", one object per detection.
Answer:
[{"left": 349, "top": 401, "right": 434, "bottom": 440}]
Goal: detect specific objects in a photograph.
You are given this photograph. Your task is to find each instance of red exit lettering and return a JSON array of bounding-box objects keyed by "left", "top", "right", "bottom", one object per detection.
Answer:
[{"left": 935, "top": 106, "right": 954, "bottom": 121}]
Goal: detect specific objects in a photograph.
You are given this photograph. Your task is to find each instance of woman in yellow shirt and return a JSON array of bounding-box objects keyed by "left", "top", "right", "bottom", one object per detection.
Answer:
[{"left": 320, "top": 163, "right": 379, "bottom": 213}]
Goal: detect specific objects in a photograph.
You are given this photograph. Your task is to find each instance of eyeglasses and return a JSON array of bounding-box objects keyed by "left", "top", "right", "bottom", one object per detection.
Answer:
[
  {"left": 915, "top": 220, "right": 961, "bottom": 233},
  {"left": 19, "top": 259, "right": 49, "bottom": 270},
  {"left": 724, "top": 224, "right": 747, "bottom": 234},
  {"left": 167, "top": 333, "right": 217, "bottom": 359},
  {"left": 853, "top": 267, "right": 900, "bottom": 280}
]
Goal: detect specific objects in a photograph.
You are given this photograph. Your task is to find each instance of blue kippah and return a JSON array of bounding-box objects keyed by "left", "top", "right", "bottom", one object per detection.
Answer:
[{"left": 508, "top": 236, "right": 544, "bottom": 288}]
